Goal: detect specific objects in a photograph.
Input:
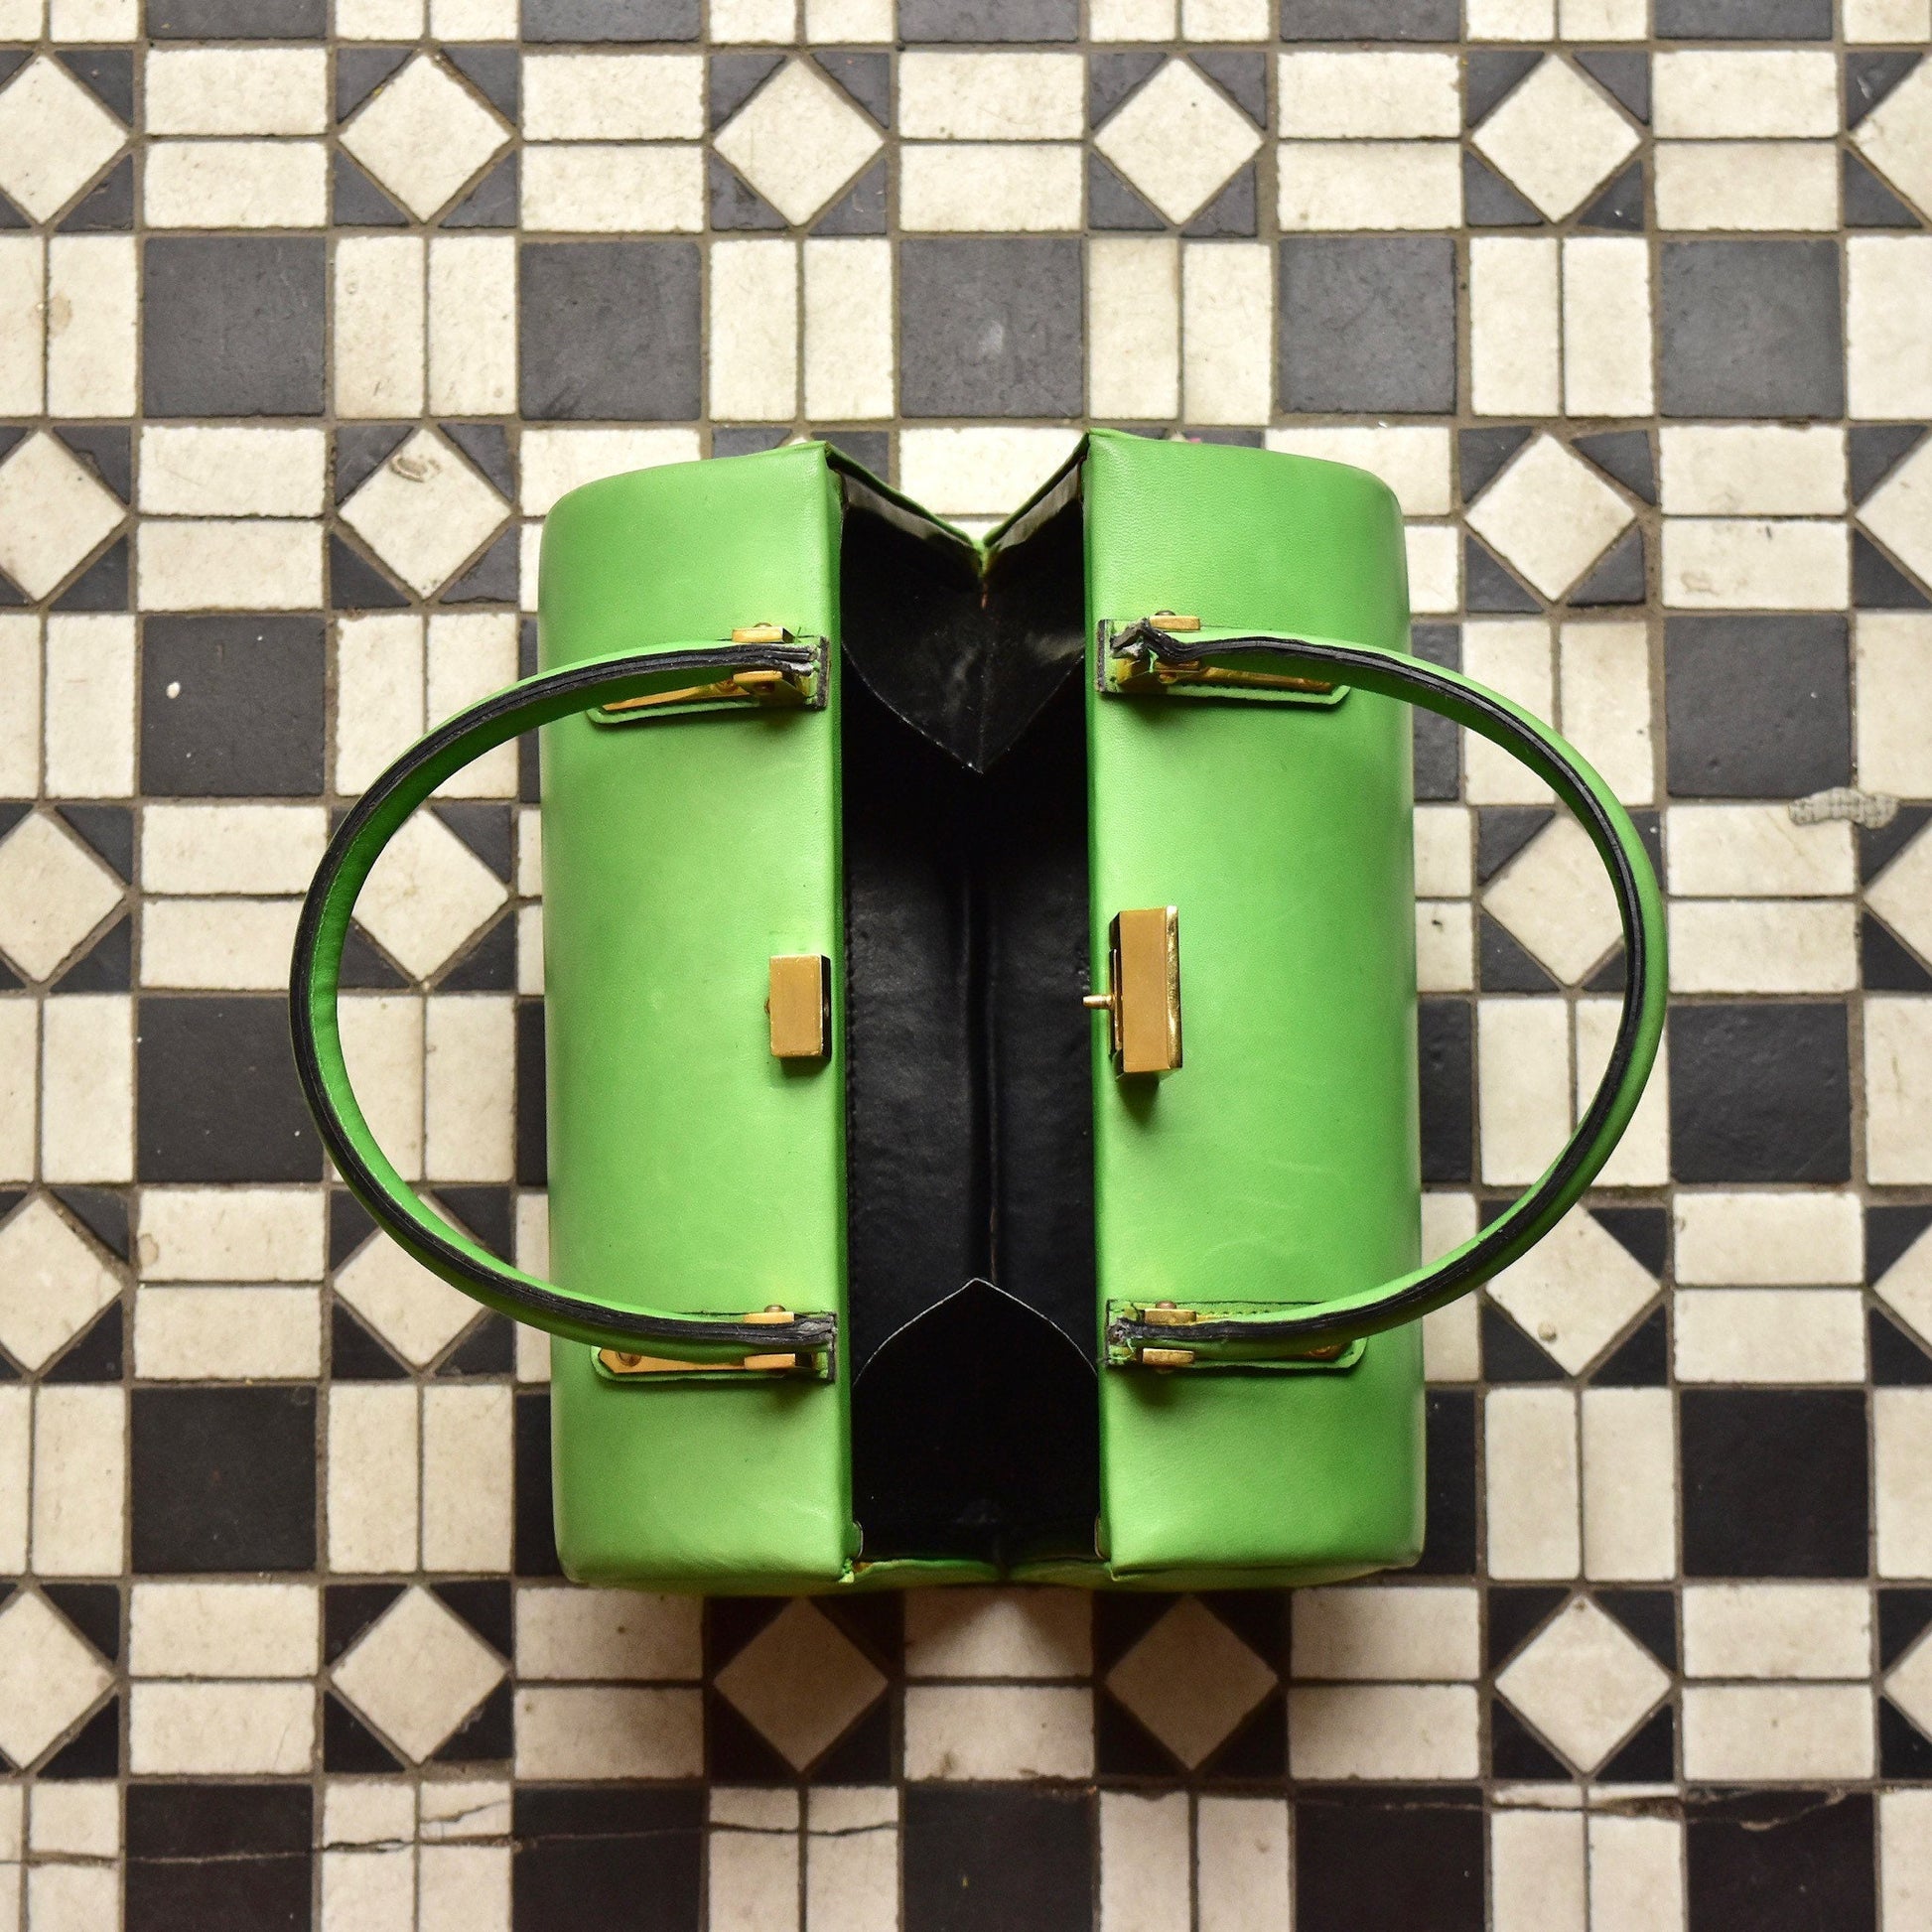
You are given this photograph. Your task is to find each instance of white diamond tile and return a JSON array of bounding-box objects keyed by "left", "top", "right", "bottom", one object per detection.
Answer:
[
  {"left": 334, "top": 1229, "right": 481, "bottom": 1368},
  {"left": 1095, "top": 59, "right": 1262, "bottom": 225},
  {"left": 1486, "top": 1206, "right": 1658, "bottom": 1376},
  {"left": 1494, "top": 1596, "right": 1670, "bottom": 1772},
  {"left": 714, "top": 1600, "right": 887, "bottom": 1771},
  {"left": 1877, "top": 1218, "right": 1932, "bottom": 1350},
  {"left": 353, "top": 810, "right": 508, "bottom": 982},
  {"left": 1104, "top": 1597, "right": 1277, "bottom": 1769},
  {"left": 1467, "top": 434, "right": 1635, "bottom": 599},
  {"left": 1868, "top": 824, "right": 1932, "bottom": 967},
  {"left": 1854, "top": 59, "right": 1932, "bottom": 221},
  {"left": 1888, "top": 1628, "right": 1932, "bottom": 1739},
  {"left": 0, "top": 1592, "right": 113, "bottom": 1768},
  {"left": 340, "top": 53, "right": 509, "bottom": 220},
  {"left": 0, "top": 57, "right": 125, "bottom": 223},
  {"left": 0, "top": 433, "right": 126, "bottom": 603},
  {"left": 1860, "top": 436, "right": 1932, "bottom": 589},
  {"left": 1471, "top": 57, "right": 1640, "bottom": 221},
  {"left": 1483, "top": 813, "right": 1624, "bottom": 984},
  {"left": 340, "top": 429, "right": 508, "bottom": 599},
  {"left": 0, "top": 1199, "right": 119, "bottom": 1373},
  {"left": 714, "top": 60, "right": 884, "bottom": 226},
  {"left": 332, "top": 1587, "right": 506, "bottom": 1763},
  {"left": 0, "top": 812, "right": 124, "bottom": 982}
]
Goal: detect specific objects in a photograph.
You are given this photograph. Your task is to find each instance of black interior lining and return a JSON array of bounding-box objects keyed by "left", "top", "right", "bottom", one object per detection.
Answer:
[{"left": 840, "top": 491, "right": 1099, "bottom": 1566}]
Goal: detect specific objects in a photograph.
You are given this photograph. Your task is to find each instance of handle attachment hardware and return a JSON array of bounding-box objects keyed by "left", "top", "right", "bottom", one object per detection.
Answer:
[{"left": 1085, "top": 907, "right": 1182, "bottom": 1075}]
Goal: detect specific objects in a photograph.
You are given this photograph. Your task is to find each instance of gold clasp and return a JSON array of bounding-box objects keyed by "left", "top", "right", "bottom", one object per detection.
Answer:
[
  {"left": 767, "top": 954, "right": 830, "bottom": 1060},
  {"left": 1085, "top": 907, "right": 1181, "bottom": 1076},
  {"left": 599, "top": 1306, "right": 802, "bottom": 1376}
]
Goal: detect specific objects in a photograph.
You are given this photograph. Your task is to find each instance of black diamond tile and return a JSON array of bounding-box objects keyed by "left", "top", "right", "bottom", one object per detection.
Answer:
[
  {"left": 141, "top": 616, "right": 327, "bottom": 797},
  {"left": 1598, "top": 1703, "right": 1675, "bottom": 1781},
  {"left": 338, "top": 47, "right": 410, "bottom": 119},
  {"left": 1660, "top": 240, "right": 1843, "bottom": 418},
  {"left": 1570, "top": 526, "right": 1646, "bottom": 606},
  {"left": 1880, "top": 1588, "right": 1932, "bottom": 1667},
  {"left": 132, "top": 1387, "right": 318, "bottom": 1575},
  {"left": 1464, "top": 153, "right": 1542, "bottom": 227},
  {"left": 1577, "top": 160, "right": 1644, "bottom": 231},
  {"left": 1280, "top": 237, "right": 1455, "bottom": 413},
  {"left": 1669, "top": 1002, "right": 1851, "bottom": 1184},
  {"left": 56, "top": 801, "right": 131, "bottom": 880},
  {"left": 1575, "top": 429, "right": 1656, "bottom": 502},
  {"left": 1479, "top": 914, "right": 1560, "bottom": 992},
  {"left": 334, "top": 151, "right": 410, "bottom": 227},
  {"left": 437, "top": 1311, "right": 513, "bottom": 1375},
  {"left": 709, "top": 152, "right": 786, "bottom": 230},
  {"left": 127, "top": 1785, "right": 313, "bottom": 1932},
  {"left": 513, "top": 1787, "right": 704, "bottom": 1932},
  {"left": 1487, "top": 1586, "right": 1566, "bottom": 1668},
  {"left": 1417, "top": 997, "right": 1471, "bottom": 1183},
  {"left": 1592, "top": 1206, "right": 1669, "bottom": 1277},
  {"left": 1194, "top": 50, "right": 1266, "bottom": 126},
  {"left": 709, "top": 51, "right": 784, "bottom": 126},
  {"left": 1591, "top": 1305, "right": 1669, "bottom": 1386},
  {"left": 1848, "top": 51, "right": 1921, "bottom": 128},
  {"left": 1664, "top": 615, "right": 1850, "bottom": 798},
  {"left": 1089, "top": 152, "right": 1166, "bottom": 231},
  {"left": 330, "top": 1300, "right": 411, "bottom": 1381},
  {"left": 1465, "top": 50, "right": 1539, "bottom": 124},
  {"left": 899, "top": 238, "right": 1084, "bottom": 419},
  {"left": 50, "top": 912, "right": 130, "bottom": 992},
  {"left": 1852, "top": 426, "right": 1927, "bottom": 504},
  {"left": 903, "top": 1787, "right": 1093, "bottom": 1932},
  {"left": 1863, "top": 806, "right": 1931, "bottom": 884},
  {"left": 56, "top": 426, "right": 129, "bottom": 503},
  {"left": 330, "top": 534, "right": 411, "bottom": 611},
  {"left": 1882, "top": 1697, "right": 1932, "bottom": 1778},
  {"left": 1461, "top": 428, "right": 1532, "bottom": 503},
  {"left": 819, "top": 428, "right": 891, "bottom": 477},
  {"left": 60, "top": 156, "right": 132, "bottom": 233},
  {"left": 1686, "top": 1792, "right": 1873, "bottom": 1932},
  {"left": 521, "top": 242, "right": 701, "bottom": 421},
  {"left": 1870, "top": 1204, "right": 1932, "bottom": 1283},
  {"left": 436, "top": 1678, "right": 513, "bottom": 1762},
  {"left": 1482, "top": 1302, "right": 1567, "bottom": 1381},
  {"left": 448, "top": 46, "right": 518, "bottom": 119},
  {"left": 43, "top": 1302, "right": 121, "bottom": 1383},
  {"left": 1463, "top": 536, "right": 1541, "bottom": 612},
  {"left": 815, "top": 158, "right": 888, "bottom": 234},
  {"left": 143, "top": 237, "right": 326, "bottom": 418},
  {"left": 522, "top": 0, "right": 701, "bottom": 37},
  {"left": 1872, "top": 1309, "right": 1932, "bottom": 1385},
  {"left": 43, "top": 1582, "right": 119, "bottom": 1664},
  {"left": 1855, "top": 531, "right": 1930, "bottom": 609},
  {"left": 39, "top": 1697, "right": 118, "bottom": 1779},
  {"left": 1681, "top": 1390, "right": 1868, "bottom": 1579},
  {"left": 1577, "top": 49, "right": 1650, "bottom": 121},
  {"left": 326, "top": 1583, "right": 404, "bottom": 1664},
  {"left": 817, "top": 49, "right": 889, "bottom": 124},
  {"left": 325, "top": 1690, "right": 405, "bottom": 1773},
  {"left": 445, "top": 153, "right": 517, "bottom": 229},
  {"left": 1296, "top": 1787, "right": 1484, "bottom": 1932},
  {"left": 1846, "top": 151, "right": 1922, "bottom": 229},
  {"left": 1598, "top": 1588, "right": 1676, "bottom": 1667},
  {"left": 1491, "top": 1700, "right": 1570, "bottom": 1779},
  {"left": 442, "top": 528, "right": 519, "bottom": 606},
  {"left": 138, "top": 997, "right": 321, "bottom": 1183},
  {"left": 53, "top": 1185, "right": 129, "bottom": 1263},
  {"left": 1090, "top": 51, "right": 1164, "bottom": 124},
  {"left": 1184, "top": 165, "right": 1257, "bottom": 238}
]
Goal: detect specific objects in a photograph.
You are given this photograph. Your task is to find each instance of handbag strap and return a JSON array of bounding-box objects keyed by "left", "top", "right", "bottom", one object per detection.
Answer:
[
  {"left": 1098, "top": 621, "right": 1667, "bottom": 1366},
  {"left": 289, "top": 640, "right": 839, "bottom": 1363}
]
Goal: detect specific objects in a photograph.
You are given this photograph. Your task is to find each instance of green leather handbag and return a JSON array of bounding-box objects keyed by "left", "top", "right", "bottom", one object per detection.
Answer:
[{"left": 291, "top": 431, "right": 1665, "bottom": 1593}]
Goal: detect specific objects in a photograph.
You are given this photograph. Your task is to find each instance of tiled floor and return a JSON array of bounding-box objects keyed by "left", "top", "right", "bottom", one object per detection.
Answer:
[{"left": 0, "top": 0, "right": 1928, "bottom": 1926}]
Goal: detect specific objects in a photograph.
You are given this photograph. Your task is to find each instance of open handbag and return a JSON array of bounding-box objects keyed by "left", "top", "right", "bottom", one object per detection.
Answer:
[{"left": 290, "top": 429, "right": 1665, "bottom": 1593}]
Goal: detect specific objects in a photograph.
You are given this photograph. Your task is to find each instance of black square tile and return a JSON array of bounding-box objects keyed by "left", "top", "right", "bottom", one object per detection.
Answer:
[
  {"left": 1418, "top": 998, "right": 1472, "bottom": 1183},
  {"left": 1412, "top": 1390, "right": 1477, "bottom": 1576},
  {"left": 1281, "top": 238, "right": 1455, "bottom": 414},
  {"left": 1681, "top": 1390, "right": 1868, "bottom": 1579},
  {"left": 1669, "top": 1003, "right": 1852, "bottom": 1184},
  {"left": 1656, "top": 0, "right": 1831, "bottom": 33},
  {"left": 898, "top": 239, "right": 1083, "bottom": 419},
  {"left": 143, "top": 237, "right": 326, "bottom": 418},
  {"left": 520, "top": 242, "right": 700, "bottom": 421},
  {"left": 1664, "top": 616, "right": 1850, "bottom": 798},
  {"left": 138, "top": 998, "right": 322, "bottom": 1183},
  {"left": 522, "top": 0, "right": 701, "bottom": 36},
  {"left": 140, "top": 617, "right": 326, "bottom": 797},
  {"left": 513, "top": 1787, "right": 703, "bottom": 1931},
  {"left": 126, "top": 1784, "right": 312, "bottom": 1932},
  {"left": 1296, "top": 1787, "right": 1484, "bottom": 1932},
  {"left": 903, "top": 1786, "right": 1092, "bottom": 1932},
  {"left": 1687, "top": 1792, "right": 1873, "bottom": 1932},
  {"left": 132, "top": 1387, "right": 317, "bottom": 1575},
  {"left": 1660, "top": 241, "right": 1842, "bottom": 418},
  {"left": 898, "top": 0, "right": 1078, "bottom": 36},
  {"left": 515, "top": 1390, "right": 564, "bottom": 1577},
  {"left": 1283, "top": 0, "right": 1457, "bottom": 33},
  {"left": 148, "top": 0, "right": 326, "bottom": 30}
]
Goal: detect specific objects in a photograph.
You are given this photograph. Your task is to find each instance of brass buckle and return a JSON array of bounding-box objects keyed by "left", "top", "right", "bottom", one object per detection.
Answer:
[
  {"left": 1084, "top": 907, "right": 1181, "bottom": 1076},
  {"left": 767, "top": 953, "right": 830, "bottom": 1060},
  {"left": 600, "top": 626, "right": 814, "bottom": 716},
  {"left": 1105, "top": 615, "right": 1335, "bottom": 699}
]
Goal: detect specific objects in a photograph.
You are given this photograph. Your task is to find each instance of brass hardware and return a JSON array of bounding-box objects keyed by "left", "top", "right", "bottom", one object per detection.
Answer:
[
  {"left": 744, "top": 1305, "right": 793, "bottom": 1324},
  {"left": 1088, "top": 907, "right": 1182, "bottom": 1075},
  {"left": 1140, "top": 1346, "right": 1196, "bottom": 1370},
  {"left": 1142, "top": 1303, "right": 1196, "bottom": 1327},
  {"left": 603, "top": 665, "right": 812, "bottom": 716},
  {"left": 1146, "top": 660, "right": 1333, "bottom": 696},
  {"left": 767, "top": 955, "right": 830, "bottom": 1060},
  {"left": 599, "top": 1345, "right": 799, "bottom": 1375},
  {"left": 731, "top": 623, "right": 793, "bottom": 644},
  {"left": 1148, "top": 611, "right": 1201, "bottom": 632}
]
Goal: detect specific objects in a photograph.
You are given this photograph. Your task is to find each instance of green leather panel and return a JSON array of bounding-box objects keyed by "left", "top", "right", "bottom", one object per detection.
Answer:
[
  {"left": 537, "top": 445, "right": 854, "bottom": 1588},
  {"left": 1082, "top": 430, "right": 1426, "bottom": 1583}
]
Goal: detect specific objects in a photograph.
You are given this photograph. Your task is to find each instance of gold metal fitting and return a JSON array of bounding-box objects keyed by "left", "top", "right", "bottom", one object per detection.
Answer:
[
  {"left": 1147, "top": 612, "right": 1201, "bottom": 632},
  {"left": 767, "top": 955, "right": 830, "bottom": 1060},
  {"left": 731, "top": 623, "right": 794, "bottom": 643},
  {"left": 1088, "top": 907, "right": 1182, "bottom": 1076},
  {"left": 1141, "top": 1303, "right": 1197, "bottom": 1327},
  {"left": 1139, "top": 1346, "right": 1196, "bottom": 1370}
]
